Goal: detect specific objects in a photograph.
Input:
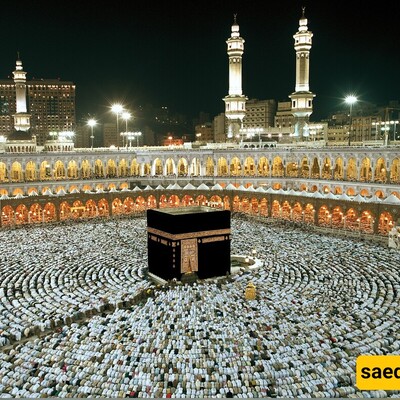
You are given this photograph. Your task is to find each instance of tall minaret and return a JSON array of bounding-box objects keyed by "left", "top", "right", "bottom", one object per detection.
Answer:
[
  {"left": 289, "top": 7, "right": 315, "bottom": 140},
  {"left": 223, "top": 14, "right": 247, "bottom": 142},
  {"left": 12, "top": 54, "right": 31, "bottom": 132}
]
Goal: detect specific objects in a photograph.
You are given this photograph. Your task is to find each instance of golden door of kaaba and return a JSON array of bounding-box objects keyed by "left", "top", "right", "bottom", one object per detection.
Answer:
[{"left": 181, "top": 238, "right": 198, "bottom": 273}]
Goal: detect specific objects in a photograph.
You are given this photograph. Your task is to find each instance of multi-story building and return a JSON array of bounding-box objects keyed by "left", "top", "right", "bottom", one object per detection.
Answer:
[
  {"left": 0, "top": 63, "right": 75, "bottom": 146},
  {"left": 194, "top": 123, "right": 213, "bottom": 143},
  {"left": 213, "top": 113, "right": 226, "bottom": 143},
  {"left": 242, "top": 99, "right": 276, "bottom": 130}
]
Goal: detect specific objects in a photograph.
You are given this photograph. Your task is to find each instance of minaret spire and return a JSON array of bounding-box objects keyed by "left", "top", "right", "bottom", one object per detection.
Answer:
[
  {"left": 289, "top": 7, "right": 315, "bottom": 140},
  {"left": 222, "top": 15, "right": 248, "bottom": 142},
  {"left": 12, "top": 56, "right": 31, "bottom": 131}
]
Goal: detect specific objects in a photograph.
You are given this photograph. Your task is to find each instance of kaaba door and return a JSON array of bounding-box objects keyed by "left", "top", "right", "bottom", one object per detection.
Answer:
[{"left": 181, "top": 238, "right": 198, "bottom": 273}]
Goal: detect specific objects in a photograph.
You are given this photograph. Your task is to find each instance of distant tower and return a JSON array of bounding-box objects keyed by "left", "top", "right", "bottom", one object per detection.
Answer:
[
  {"left": 12, "top": 55, "right": 31, "bottom": 132},
  {"left": 223, "top": 14, "right": 247, "bottom": 142},
  {"left": 289, "top": 7, "right": 315, "bottom": 140}
]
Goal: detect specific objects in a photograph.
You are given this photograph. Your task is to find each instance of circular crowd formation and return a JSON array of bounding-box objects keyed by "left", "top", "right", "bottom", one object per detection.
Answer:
[{"left": 0, "top": 215, "right": 399, "bottom": 398}]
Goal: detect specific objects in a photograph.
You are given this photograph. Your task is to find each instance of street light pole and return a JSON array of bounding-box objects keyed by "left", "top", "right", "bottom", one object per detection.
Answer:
[
  {"left": 87, "top": 118, "right": 97, "bottom": 150},
  {"left": 111, "top": 103, "right": 124, "bottom": 148},
  {"left": 121, "top": 111, "right": 131, "bottom": 148},
  {"left": 345, "top": 95, "right": 358, "bottom": 145}
]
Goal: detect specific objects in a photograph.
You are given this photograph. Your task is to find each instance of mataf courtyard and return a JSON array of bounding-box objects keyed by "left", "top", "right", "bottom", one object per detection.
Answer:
[{"left": 0, "top": 216, "right": 399, "bottom": 398}]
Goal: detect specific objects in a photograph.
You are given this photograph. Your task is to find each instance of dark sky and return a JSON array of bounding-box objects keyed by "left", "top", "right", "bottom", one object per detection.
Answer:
[{"left": 1, "top": 0, "right": 400, "bottom": 123}]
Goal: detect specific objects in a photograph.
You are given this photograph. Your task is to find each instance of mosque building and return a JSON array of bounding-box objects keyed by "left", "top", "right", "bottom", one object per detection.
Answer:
[{"left": 0, "top": 10, "right": 398, "bottom": 237}]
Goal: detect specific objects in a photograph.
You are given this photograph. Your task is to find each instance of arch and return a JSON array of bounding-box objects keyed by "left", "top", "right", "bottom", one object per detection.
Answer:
[
  {"left": 360, "top": 157, "right": 372, "bottom": 182},
  {"left": 378, "top": 211, "right": 394, "bottom": 235},
  {"left": 390, "top": 157, "right": 400, "bottom": 183},
  {"left": 321, "top": 157, "right": 332, "bottom": 179},
  {"left": 60, "top": 201, "right": 71, "bottom": 221},
  {"left": 310, "top": 157, "right": 320, "bottom": 179},
  {"left": 281, "top": 200, "right": 291, "bottom": 220},
  {"left": 271, "top": 200, "right": 281, "bottom": 218},
  {"left": 346, "top": 158, "right": 357, "bottom": 181},
  {"left": 118, "top": 159, "right": 129, "bottom": 177},
  {"left": 196, "top": 195, "right": 208, "bottom": 206},
  {"left": 304, "top": 203, "right": 315, "bottom": 223},
  {"left": 135, "top": 196, "right": 146, "bottom": 212},
  {"left": 332, "top": 206, "right": 344, "bottom": 229},
  {"left": 43, "top": 202, "right": 57, "bottom": 223},
  {"left": 165, "top": 158, "right": 176, "bottom": 175},
  {"left": 11, "top": 161, "right": 23, "bottom": 182},
  {"left": 98, "top": 198, "right": 110, "bottom": 217},
  {"left": 39, "top": 161, "right": 52, "bottom": 180},
  {"left": 67, "top": 160, "right": 78, "bottom": 179},
  {"left": 217, "top": 157, "right": 228, "bottom": 176},
  {"left": 106, "top": 159, "right": 117, "bottom": 178},
  {"left": 374, "top": 157, "right": 386, "bottom": 183},
  {"left": 86, "top": 199, "right": 98, "bottom": 218},
  {"left": 12, "top": 188, "right": 24, "bottom": 196},
  {"left": 259, "top": 197, "right": 268, "bottom": 217},
  {"left": 168, "top": 194, "right": 180, "bottom": 207},
  {"left": 240, "top": 197, "right": 250, "bottom": 213},
  {"left": 346, "top": 187, "right": 356, "bottom": 196},
  {"left": 159, "top": 194, "right": 168, "bottom": 208},
  {"left": 209, "top": 195, "right": 223, "bottom": 209},
  {"left": 257, "top": 157, "right": 270, "bottom": 176},
  {"left": 182, "top": 194, "right": 195, "bottom": 206},
  {"left": 131, "top": 159, "right": 140, "bottom": 176},
  {"left": 177, "top": 158, "right": 188, "bottom": 176},
  {"left": 71, "top": 200, "right": 85, "bottom": 219},
  {"left": 334, "top": 157, "right": 344, "bottom": 180},
  {"left": 94, "top": 159, "right": 105, "bottom": 178},
  {"left": 112, "top": 197, "right": 124, "bottom": 215},
  {"left": 223, "top": 195, "right": 230, "bottom": 210},
  {"left": 205, "top": 157, "right": 214, "bottom": 176},
  {"left": 143, "top": 162, "right": 151, "bottom": 176},
  {"left": 375, "top": 190, "right": 385, "bottom": 199},
  {"left": 272, "top": 156, "right": 284, "bottom": 177},
  {"left": 232, "top": 195, "right": 241, "bottom": 212},
  {"left": 360, "top": 210, "right": 374, "bottom": 234},
  {"left": 122, "top": 197, "right": 134, "bottom": 214},
  {"left": 147, "top": 195, "right": 157, "bottom": 209},
  {"left": 318, "top": 205, "right": 330, "bottom": 227},
  {"left": 54, "top": 160, "right": 66, "bottom": 179},
  {"left": 345, "top": 208, "right": 359, "bottom": 230},
  {"left": 286, "top": 161, "right": 298, "bottom": 178},
  {"left": 360, "top": 188, "right": 370, "bottom": 197},
  {"left": 244, "top": 157, "right": 256, "bottom": 176},
  {"left": 25, "top": 161, "right": 37, "bottom": 181},
  {"left": 250, "top": 197, "right": 259, "bottom": 214},
  {"left": 15, "top": 204, "right": 28, "bottom": 224},
  {"left": 154, "top": 158, "right": 163, "bottom": 175},
  {"left": 80, "top": 160, "right": 91, "bottom": 179},
  {"left": 292, "top": 202, "right": 303, "bottom": 222},
  {"left": 300, "top": 157, "right": 310, "bottom": 178},
  {"left": 230, "top": 157, "right": 242, "bottom": 176},
  {"left": 190, "top": 157, "right": 201, "bottom": 176},
  {"left": 0, "top": 162, "right": 8, "bottom": 182},
  {"left": 27, "top": 187, "right": 39, "bottom": 196},
  {"left": 1, "top": 205, "right": 14, "bottom": 226},
  {"left": 28, "top": 203, "right": 45, "bottom": 223}
]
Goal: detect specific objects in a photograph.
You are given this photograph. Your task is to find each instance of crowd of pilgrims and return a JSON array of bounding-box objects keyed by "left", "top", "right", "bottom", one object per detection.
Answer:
[{"left": 0, "top": 214, "right": 399, "bottom": 398}]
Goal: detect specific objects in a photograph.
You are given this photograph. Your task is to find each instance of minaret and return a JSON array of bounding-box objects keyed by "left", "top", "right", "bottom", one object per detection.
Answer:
[
  {"left": 289, "top": 7, "right": 315, "bottom": 140},
  {"left": 12, "top": 54, "right": 31, "bottom": 132},
  {"left": 223, "top": 14, "right": 247, "bottom": 142}
]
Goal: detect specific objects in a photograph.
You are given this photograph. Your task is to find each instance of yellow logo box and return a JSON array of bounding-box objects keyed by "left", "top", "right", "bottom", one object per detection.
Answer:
[{"left": 357, "top": 355, "right": 400, "bottom": 390}]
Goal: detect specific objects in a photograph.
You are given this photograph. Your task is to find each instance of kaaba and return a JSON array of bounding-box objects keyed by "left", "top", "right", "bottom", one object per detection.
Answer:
[{"left": 147, "top": 206, "right": 231, "bottom": 281}]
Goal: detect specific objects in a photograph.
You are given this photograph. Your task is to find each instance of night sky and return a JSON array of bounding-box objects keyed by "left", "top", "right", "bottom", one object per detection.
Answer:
[{"left": 2, "top": 0, "right": 399, "bottom": 123}]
